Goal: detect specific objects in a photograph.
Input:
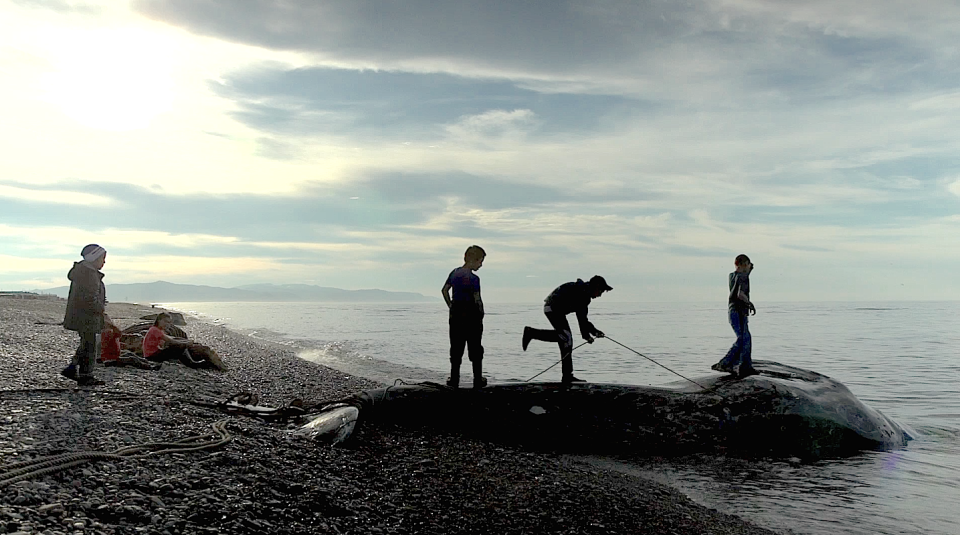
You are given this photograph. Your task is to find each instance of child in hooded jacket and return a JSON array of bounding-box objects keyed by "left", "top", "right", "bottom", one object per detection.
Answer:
[{"left": 61, "top": 244, "right": 118, "bottom": 386}]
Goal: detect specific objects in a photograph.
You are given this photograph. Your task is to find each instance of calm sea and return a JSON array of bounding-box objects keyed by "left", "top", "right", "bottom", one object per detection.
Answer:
[{"left": 161, "top": 300, "right": 960, "bottom": 535}]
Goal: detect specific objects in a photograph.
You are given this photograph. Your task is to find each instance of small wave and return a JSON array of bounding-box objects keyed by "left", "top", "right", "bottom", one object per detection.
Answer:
[{"left": 903, "top": 424, "right": 960, "bottom": 440}]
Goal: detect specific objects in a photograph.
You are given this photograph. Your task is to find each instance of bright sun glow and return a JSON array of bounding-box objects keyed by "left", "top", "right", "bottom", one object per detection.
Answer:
[{"left": 41, "top": 27, "right": 175, "bottom": 131}]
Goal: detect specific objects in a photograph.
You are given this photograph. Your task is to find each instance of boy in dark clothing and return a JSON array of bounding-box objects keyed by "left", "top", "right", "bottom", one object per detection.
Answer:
[
  {"left": 712, "top": 254, "right": 758, "bottom": 378},
  {"left": 61, "top": 244, "right": 118, "bottom": 386},
  {"left": 442, "top": 245, "right": 486, "bottom": 388},
  {"left": 521, "top": 275, "right": 612, "bottom": 384}
]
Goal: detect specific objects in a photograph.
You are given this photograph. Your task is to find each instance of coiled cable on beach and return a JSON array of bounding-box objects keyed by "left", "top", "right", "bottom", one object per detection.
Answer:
[{"left": 0, "top": 419, "right": 233, "bottom": 488}]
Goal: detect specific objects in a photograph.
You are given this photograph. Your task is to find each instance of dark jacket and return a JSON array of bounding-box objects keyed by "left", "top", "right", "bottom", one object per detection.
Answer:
[
  {"left": 544, "top": 279, "right": 598, "bottom": 338},
  {"left": 63, "top": 261, "right": 105, "bottom": 333},
  {"left": 728, "top": 271, "right": 751, "bottom": 314}
]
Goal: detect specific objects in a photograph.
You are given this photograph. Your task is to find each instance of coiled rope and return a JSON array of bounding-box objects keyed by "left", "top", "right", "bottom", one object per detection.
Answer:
[{"left": 0, "top": 419, "right": 232, "bottom": 488}]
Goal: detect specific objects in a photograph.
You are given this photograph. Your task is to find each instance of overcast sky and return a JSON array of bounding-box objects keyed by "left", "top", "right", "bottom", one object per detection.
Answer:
[{"left": 2, "top": 0, "right": 959, "bottom": 302}]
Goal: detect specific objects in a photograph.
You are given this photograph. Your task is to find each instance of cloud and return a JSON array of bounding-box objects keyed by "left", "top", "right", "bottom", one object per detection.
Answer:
[
  {"left": 211, "top": 65, "right": 633, "bottom": 145},
  {"left": 137, "top": 0, "right": 960, "bottom": 103},
  {"left": 136, "top": 0, "right": 700, "bottom": 80},
  {"left": 948, "top": 179, "right": 960, "bottom": 197},
  {"left": 910, "top": 91, "right": 960, "bottom": 111},
  {"left": 0, "top": 183, "right": 113, "bottom": 206},
  {"left": 11, "top": 0, "right": 102, "bottom": 15},
  {"left": 0, "top": 175, "right": 573, "bottom": 244},
  {"left": 445, "top": 109, "right": 536, "bottom": 144},
  {"left": 109, "top": 255, "right": 284, "bottom": 279},
  {"left": 4, "top": 1, "right": 960, "bottom": 300},
  {"left": 0, "top": 254, "right": 67, "bottom": 272}
]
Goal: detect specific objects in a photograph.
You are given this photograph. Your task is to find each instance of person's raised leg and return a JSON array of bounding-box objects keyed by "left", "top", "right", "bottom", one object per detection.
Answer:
[{"left": 524, "top": 326, "right": 560, "bottom": 347}]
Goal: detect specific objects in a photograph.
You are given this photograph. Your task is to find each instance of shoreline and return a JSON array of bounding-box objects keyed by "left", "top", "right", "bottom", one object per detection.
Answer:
[{"left": 0, "top": 298, "right": 782, "bottom": 535}]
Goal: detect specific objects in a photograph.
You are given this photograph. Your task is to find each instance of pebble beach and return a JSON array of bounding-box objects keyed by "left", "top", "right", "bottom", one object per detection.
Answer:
[{"left": 0, "top": 297, "right": 781, "bottom": 535}]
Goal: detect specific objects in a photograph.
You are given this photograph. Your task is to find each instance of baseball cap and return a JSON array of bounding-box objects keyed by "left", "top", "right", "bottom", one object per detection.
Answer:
[{"left": 589, "top": 275, "right": 613, "bottom": 291}]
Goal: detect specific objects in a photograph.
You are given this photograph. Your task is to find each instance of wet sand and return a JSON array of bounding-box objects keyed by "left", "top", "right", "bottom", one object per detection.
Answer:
[{"left": 0, "top": 297, "right": 781, "bottom": 534}]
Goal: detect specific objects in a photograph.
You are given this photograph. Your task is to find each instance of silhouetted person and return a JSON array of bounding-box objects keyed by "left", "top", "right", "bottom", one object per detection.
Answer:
[
  {"left": 441, "top": 245, "right": 486, "bottom": 388},
  {"left": 712, "top": 254, "right": 758, "bottom": 378},
  {"left": 522, "top": 276, "right": 612, "bottom": 384}
]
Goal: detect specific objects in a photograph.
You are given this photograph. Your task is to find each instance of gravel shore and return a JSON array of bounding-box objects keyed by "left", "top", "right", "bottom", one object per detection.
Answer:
[{"left": 0, "top": 297, "right": 781, "bottom": 535}]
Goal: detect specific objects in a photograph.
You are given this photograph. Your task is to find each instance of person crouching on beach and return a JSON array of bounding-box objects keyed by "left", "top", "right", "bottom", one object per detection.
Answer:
[
  {"left": 143, "top": 312, "right": 196, "bottom": 366},
  {"left": 522, "top": 276, "right": 612, "bottom": 385},
  {"left": 442, "top": 245, "right": 487, "bottom": 388},
  {"left": 712, "top": 254, "right": 758, "bottom": 378},
  {"left": 61, "top": 244, "right": 118, "bottom": 386},
  {"left": 99, "top": 323, "right": 122, "bottom": 365}
]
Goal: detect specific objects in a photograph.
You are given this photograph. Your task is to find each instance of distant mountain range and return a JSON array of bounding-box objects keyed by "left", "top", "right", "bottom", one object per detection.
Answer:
[{"left": 36, "top": 281, "right": 435, "bottom": 303}]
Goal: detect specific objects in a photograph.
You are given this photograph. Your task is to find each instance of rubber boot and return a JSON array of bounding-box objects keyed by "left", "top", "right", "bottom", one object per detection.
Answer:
[
  {"left": 472, "top": 360, "right": 487, "bottom": 388},
  {"left": 447, "top": 362, "right": 460, "bottom": 388},
  {"left": 560, "top": 354, "right": 574, "bottom": 383}
]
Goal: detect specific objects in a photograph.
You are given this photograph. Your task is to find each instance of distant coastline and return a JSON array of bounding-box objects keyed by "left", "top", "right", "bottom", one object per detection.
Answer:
[{"left": 35, "top": 280, "right": 436, "bottom": 303}]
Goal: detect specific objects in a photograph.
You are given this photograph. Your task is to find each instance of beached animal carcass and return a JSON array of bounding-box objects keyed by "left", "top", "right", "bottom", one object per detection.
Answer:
[{"left": 295, "top": 361, "right": 910, "bottom": 460}]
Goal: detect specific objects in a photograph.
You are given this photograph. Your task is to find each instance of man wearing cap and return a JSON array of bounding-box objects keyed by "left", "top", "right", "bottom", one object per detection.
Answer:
[
  {"left": 522, "top": 276, "right": 612, "bottom": 384},
  {"left": 62, "top": 244, "right": 117, "bottom": 386}
]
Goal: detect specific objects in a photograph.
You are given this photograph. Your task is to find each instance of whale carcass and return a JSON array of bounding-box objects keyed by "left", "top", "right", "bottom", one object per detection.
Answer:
[{"left": 296, "top": 361, "right": 910, "bottom": 459}]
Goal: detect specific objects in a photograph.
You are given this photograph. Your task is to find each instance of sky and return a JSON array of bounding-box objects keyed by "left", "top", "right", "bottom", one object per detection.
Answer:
[{"left": 1, "top": 0, "right": 959, "bottom": 303}]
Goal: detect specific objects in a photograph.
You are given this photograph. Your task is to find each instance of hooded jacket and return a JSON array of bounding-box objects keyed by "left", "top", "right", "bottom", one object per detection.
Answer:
[
  {"left": 62, "top": 261, "right": 105, "bottom": 333},
  {"left": 543, "top": 279, "right": 598, "bottom": 338}
]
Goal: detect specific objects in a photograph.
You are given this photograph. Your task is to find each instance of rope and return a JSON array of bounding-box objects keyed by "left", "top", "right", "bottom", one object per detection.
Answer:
[
  {"left": 0, "top": 419, "right": 232, "bottom": 488},
  {"left": 0, "top": 388, "right": 146, "bottom": 399},
  {"left": 602, "top": 336, "right": 706, "bottom": 390},
  {"left": 525, "top": 341, "right": 590, "bottom": 382}
]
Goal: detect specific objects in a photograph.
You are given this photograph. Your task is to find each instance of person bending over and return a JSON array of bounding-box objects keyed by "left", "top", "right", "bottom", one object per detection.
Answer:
[{"left": 522, "top": 275, "right": 612, "bottom": 384}]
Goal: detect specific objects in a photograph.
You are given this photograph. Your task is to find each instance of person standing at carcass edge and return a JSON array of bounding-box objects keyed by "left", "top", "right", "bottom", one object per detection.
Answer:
[
  {"left": 441, "top": 245, "right": 487, "bottom": 388},
  {"left": 61, "top": 244, "right": 118, "bottom": 386},
  {"left": 712, "top": 254, "right": 758, "bottom": 378},
  {"left": 522, "top": 275, "right": 612, "bottom": 384}
]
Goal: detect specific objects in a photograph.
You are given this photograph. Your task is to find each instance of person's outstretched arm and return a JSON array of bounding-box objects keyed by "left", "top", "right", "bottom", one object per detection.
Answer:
[
  {"left": 161, "top": 332, "right": 189, "bottom": 345},
  {"left": 575, "top": 309, "right": 598, "bottom": 342}
]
